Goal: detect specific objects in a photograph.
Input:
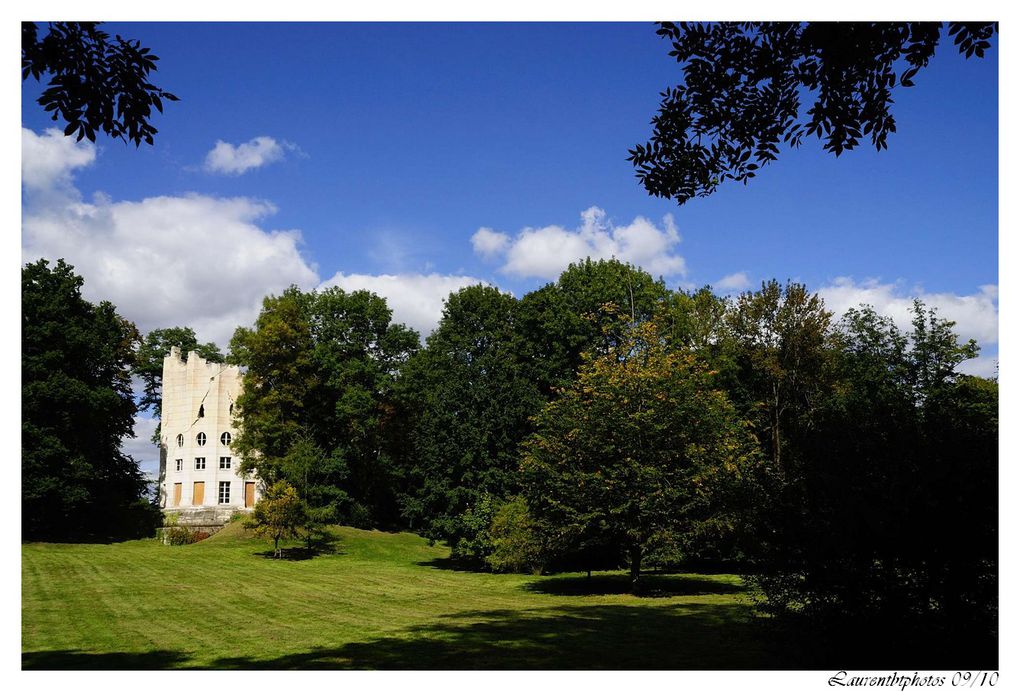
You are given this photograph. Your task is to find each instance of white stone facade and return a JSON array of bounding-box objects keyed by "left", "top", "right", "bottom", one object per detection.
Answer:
[{"left": 158, "top": 347, "right": 260, "bottom": 526}]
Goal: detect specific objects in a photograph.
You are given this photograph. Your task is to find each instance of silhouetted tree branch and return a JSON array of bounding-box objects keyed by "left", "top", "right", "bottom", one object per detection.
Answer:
[
  {"left": 629, "top": 22, "right": 997, "bottom": 205},
  {"left": 22, "top": 21, "right": 179, "bottom": 146}
]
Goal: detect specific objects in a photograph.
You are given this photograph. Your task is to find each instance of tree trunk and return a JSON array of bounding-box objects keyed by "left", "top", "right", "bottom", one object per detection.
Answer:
[
  {"left": 274, "top": 535, "right": 280, "bottom": 559},
  {"left": 629, "top": 544, "right": 642, "bottom": 593}
]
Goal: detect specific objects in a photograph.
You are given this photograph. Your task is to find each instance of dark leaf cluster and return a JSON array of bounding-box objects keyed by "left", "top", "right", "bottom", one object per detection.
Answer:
[
  {"left": 629, "top": 22, "right": 997, "bottom": 204},
  {"left": 22, "top": 22, "right": 179, "bottom": 146}
]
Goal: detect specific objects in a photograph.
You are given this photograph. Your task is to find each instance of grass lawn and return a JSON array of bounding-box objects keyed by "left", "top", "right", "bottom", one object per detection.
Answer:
[{"left": 23, "top": 523, "right": 783, "bottom": 670}]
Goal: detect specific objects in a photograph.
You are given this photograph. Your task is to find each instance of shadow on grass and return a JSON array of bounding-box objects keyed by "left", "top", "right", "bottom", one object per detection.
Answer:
[
  {"left": 416, "top": 556, "right": 479, "bottom": 572},
  {"left": 23, "top": 649, "right": 191, "bottom": 670},
  {"left": 524, "top": 573, "right": 746, "bottom": 598},
  {"left": 209, "top": 603, "right": 776, "bottom": 670},
  {"left": 254, "top": 546, "right": 345, "bottom": 561},
  {"left": 23, "top": 603, "right": 991, "bottom": 670},
  {"left": 254, "top": 535, "right": 345, "bottom": 561}
]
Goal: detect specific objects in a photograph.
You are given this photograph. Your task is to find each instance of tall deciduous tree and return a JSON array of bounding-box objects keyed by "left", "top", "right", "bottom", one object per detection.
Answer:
[
  {"left": 22, "top": 259, "right": 155, "bottom": 540},
  {"left": 519, "top": 259, "right": 669, "bottom": 396},
  {"left": 398, "top": 285, "right": 542, "bottom": 560},
  {"left": 521, "top": 320, "right": 760, "bottom": 591},
  {"left": 630, "top": 22, "right": 997, "bottom": 205},
  {"left": 229, "top": 286, "right": 418, "bottom": 527},
  {"left": 725, "top": 280, "right": 833, "bottom": 470}
]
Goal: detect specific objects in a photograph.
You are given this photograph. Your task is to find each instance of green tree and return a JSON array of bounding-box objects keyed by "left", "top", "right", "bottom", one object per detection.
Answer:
[
  {"left": 748, "top": 302, "right": 996, "bottom": 661},
  {"left": 229, "top": 287, "right": 316, "bottom": 483},
  {"left": 486, "top": 496, "right": 546, "bottom": 575},
  {"left": 522, "top": 320, "right": 760, "bottom": 591},
  {"left": 229, "top": 285, "right": 418, "bottom": 527},
  {"left": 134, "top": 326, "right": 223, "bottom": 444},
  {"left": 518, "top": 259, "right": 670, "bottom": 395},
  {"left": 630, "top": 22, "right": 997, "bottom": 205},
  {"left": 245, "top": 480, "right": 307, "bottom": 558},
  {"left": 22, "top": 259, "right": 155, "bottom": 540},
  {"left": 22, "top": 22, "right": 179, "bottom": 145},
  {"left": 725, "top": 280, "right": 833, "bottom": 469},
  {"left": 398, "top": 285, "right": 542, "bottom": 560}
]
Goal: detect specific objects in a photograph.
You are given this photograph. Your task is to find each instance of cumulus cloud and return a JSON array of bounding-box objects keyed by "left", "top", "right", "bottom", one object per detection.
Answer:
[
  {"left": 471, "top": 227, "right": 510, "bottom": 259},
  {"left": 203, "top": 136, "right": 294, "bottom": 175},
  {"left": 817, "top": 277, "right": 998, "bottom": 347},
  {"left": 319, "top": 272, "right": 488, "bottom": 338},
  {"left": 473, "top": 206, "right": 686, "bottom": 280},
  {"left": 23, "top": 128, "right": 319, "bottom": 347},
  {"left": 715, "top": 271, "right": 752, "bottom": 293},
  {"left": 22, "top": 127, "right": 96, "bottom": 192}
]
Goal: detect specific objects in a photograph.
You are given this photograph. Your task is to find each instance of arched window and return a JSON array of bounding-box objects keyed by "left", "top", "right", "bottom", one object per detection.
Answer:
[
  {"left": 221, "top": 432, "right": 232, "bottom": 446},
  {"left": 176, "top": 434, "right": 184, "bottom": 447},
  {"left": 196, "top": 432, "right": 206, "bottom": 447}
]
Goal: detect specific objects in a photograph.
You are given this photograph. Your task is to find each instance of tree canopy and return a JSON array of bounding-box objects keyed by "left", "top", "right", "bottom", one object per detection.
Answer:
[
  {"left": 629, "top": 22, "right": 998, "bottom": 205},
  {"left": 398, "top": 284, "right": 542, "bottom": 559},
  {"left": 521, "top": 320, "right": 760, "bottom": 591},
  {"left": 229, "top": 285, "right": 419, "bottom": 527},
  {"left": 22, "top": 22, "right": 178, "bottom": 145},
  {"left": 22, "top": 259, "right": 156, "bottom": 540}
]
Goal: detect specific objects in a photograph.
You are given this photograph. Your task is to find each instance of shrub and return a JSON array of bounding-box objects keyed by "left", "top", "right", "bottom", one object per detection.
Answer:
[{"left": 486, "top": 496, "right": 544, "bottom": 574}]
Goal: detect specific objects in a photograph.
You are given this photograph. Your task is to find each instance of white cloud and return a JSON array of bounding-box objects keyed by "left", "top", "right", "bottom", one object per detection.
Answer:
[
  {"left": 715, "top": 271, "right": 751, "bottom": 293},
  {"left": 474, "top": 206, "right": 686, "bottom": 280},
  {"left": 319, "top": 272, "right": 488, "bottom": 338},
  {"left": 22, "top": 127, "right": 96, "bottom": 191},
  {"left": 471, "top": 227, "right": 510, "bottom": 259},
  {"left": 22, "top": 129, "right": 319, "bottom": 348},
  {"left": 203, "top": 136, "right": 293, "bottom": 175},
  {"left": 957, "top": 355, "right": 998, "bottom": 379},
  {"left": 818, "top": 278, "right": 998, "bottom": 347}
]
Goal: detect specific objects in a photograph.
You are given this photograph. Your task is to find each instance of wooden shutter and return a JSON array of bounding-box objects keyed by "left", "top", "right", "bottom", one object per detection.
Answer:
[
  {"left": 173, "top": 483, "right": 182, "bottom": 507},
  {"left": 244, "top": 482, "right": 255, "bottom": 508},
  {"left": 193, "top": 481, "right": 205, "bottom": 506}
]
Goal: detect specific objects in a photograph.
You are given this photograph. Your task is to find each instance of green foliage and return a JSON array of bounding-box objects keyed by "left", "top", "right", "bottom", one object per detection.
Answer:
[
  {"left": 22, "top": 259, "right": 156, "bottom": 541},
  {"left": 22, "top": 22, "right": 179, "bottom": 145},
  {"left": 163, "top": 526, "right": 209, "bottom": 545},
  {"left": 244, "top": 481, "right": 308, "bottom": 558},
  {"left": 486, "top": 497, "right": 545, "bottom": 574},
  {"left": 397, "top": 285, "right": 542, "bottom": 559},
  {"left": 747, "top": 301, "right": 996, "bottom": 644},
  {"left": 630, "top": 22, "right": 997, "bottom": 204},
  {"left": 229, "top": 286, "right": 417, "bottom": 527},
  {"left": 229, "top": 287, "right": 315, "bottom": 480},
  {"left": 518, "top": 259, "right": 670, "bottom": 395},
  {"left": 522, "top": 320, "right": 761, "bottom": 591},
  {"left": 725, "top": 280, "right": 833, "bottom": 469}
]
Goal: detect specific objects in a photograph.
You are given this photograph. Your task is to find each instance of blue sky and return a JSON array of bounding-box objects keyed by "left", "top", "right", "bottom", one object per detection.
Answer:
[{"left": 20, "top": 22, "right": 998, "bottom": 472}]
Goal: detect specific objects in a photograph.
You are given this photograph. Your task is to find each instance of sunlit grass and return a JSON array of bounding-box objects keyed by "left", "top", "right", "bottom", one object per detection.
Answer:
[{"left": 23, "top": 524, "right": 774, "bottom": 669}]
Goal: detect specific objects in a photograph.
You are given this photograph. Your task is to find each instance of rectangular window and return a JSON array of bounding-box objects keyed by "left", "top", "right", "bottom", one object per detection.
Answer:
[
  {"left": 218, "top": 481, "right": 230, "bottom": 504},
  {"left": 195, "top": 457, "right": 206, "bottom": 470},
  {"left": 219, "top": 456, "right": 231, "bottom": 469},
  {"left": 175, "top": 458, "right": 183, "bottom": 472}
]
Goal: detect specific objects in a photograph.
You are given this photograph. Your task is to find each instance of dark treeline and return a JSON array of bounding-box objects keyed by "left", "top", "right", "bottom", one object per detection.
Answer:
[{"left": 22, "top": 257, "right": 996, "bottom": 663}]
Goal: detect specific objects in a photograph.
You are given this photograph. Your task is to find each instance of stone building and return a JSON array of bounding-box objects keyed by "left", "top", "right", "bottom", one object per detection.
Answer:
[{"left": 158, "top": 347, "right": 260, "bottom": 528}]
